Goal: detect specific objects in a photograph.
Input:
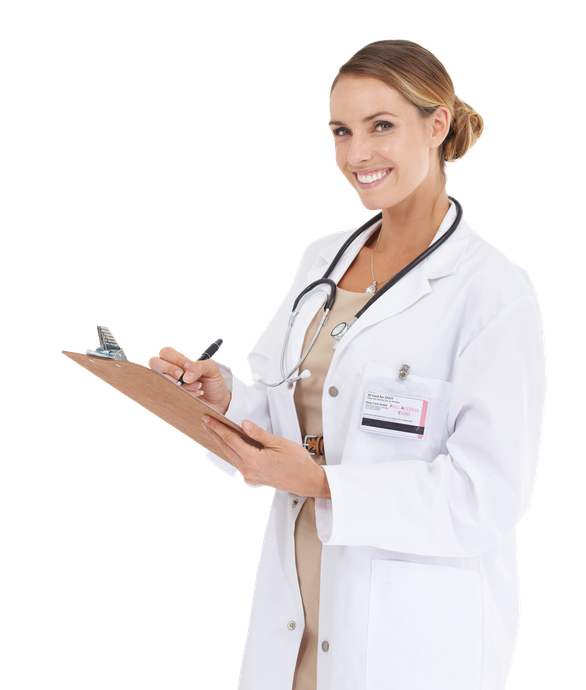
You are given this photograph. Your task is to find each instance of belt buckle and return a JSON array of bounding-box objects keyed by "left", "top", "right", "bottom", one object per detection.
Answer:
[{"left": 303, "top": 434, "right": 324, "bottom": 456}]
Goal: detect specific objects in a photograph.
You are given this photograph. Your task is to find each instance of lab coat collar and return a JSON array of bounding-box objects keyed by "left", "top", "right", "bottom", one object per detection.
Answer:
[
  {"left": 300, "top": 200, "right": 471, "bottom": 359},
  {"left": 309, "top": 199, "right": 468, "bottom": 284}
]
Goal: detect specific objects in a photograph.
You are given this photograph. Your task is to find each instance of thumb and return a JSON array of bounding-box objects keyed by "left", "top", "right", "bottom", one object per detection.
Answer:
[{"left": 242, "top": 420, "right": 273, "bottom": 446}]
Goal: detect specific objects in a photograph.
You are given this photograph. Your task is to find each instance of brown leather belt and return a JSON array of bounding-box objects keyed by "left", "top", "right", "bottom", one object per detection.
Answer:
[{"left": 303, "top": 435, "right": 325, "bottom": 456}]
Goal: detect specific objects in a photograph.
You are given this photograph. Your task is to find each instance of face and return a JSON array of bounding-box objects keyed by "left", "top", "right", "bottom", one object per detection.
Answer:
[{"left": 329, "top": 76, "right": 449, "bottom": 211}]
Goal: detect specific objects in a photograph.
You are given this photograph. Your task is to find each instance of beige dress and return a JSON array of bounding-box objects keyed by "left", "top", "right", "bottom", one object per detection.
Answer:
[{"left": 292, "top": 288, "right": 372, "bottom": 690}]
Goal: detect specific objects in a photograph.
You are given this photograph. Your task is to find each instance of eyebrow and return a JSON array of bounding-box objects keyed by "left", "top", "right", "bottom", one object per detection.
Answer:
[{"left": 328, "top": 111, "right": 398, "bottom": 126}]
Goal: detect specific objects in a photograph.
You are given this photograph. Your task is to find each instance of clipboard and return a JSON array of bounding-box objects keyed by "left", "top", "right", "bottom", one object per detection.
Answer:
[{"left": 63, "top": 328, "right": 261, "bottom": 466}]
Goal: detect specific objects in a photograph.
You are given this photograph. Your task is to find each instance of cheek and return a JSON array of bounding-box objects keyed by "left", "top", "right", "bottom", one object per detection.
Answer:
[
  {"left": 394, "top": 139, "right": 430, "bottom": 183},
  {"left": 407, "top": 129, "right": 431, "bottom": 163},
  {"left": 335, "top": 145, "right": 354, "bottom": 180},
  {"left": 334, "top": 143, "right": 346, "bottom": 170}
]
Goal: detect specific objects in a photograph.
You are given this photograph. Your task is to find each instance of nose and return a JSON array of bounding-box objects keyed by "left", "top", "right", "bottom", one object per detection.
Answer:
[{"left": 346, "top": 133, "right": 372, "bottom": 166}]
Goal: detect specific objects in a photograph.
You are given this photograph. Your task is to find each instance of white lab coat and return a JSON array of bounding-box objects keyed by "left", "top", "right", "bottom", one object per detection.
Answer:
[{"left": 208, "top": 203, "right": 546, "bottom": 690}]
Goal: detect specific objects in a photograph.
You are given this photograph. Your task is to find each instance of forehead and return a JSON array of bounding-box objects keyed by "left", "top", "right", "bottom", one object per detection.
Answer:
[{"left": 329, "top": 75, "right": 413, "bottom": 120}]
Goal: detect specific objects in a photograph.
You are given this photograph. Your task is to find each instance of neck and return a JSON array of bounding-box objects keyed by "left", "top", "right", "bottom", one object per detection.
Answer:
[{"left": 376, "top": 184, "right": 450, "bottom": 258}]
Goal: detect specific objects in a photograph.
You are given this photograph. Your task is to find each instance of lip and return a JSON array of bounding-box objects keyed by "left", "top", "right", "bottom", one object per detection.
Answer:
[{"left": 352, "top": 167, "right": 393, "bottom": 189}]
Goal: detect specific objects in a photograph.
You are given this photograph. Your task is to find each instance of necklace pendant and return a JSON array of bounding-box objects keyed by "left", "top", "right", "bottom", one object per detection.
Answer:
[{"left": 366, "top": 283, "right": 377, "bottom": 294}]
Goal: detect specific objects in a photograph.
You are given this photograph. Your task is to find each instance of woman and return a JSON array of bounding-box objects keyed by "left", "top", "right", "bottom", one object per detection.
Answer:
[{"left": 150, "top": 40, "right": 545, "bottom": 690}]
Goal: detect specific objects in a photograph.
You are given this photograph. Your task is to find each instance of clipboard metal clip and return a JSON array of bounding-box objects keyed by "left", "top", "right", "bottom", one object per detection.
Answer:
[{"left": 86, "top": 326, "right": 128, "bottom": 361}]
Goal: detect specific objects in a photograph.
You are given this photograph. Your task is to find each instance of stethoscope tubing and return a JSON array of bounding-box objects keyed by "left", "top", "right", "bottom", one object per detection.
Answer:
[
  {"left": 350, "top": 196, "right": 462, "bottom": 321},
  {"left": 254, "top": 197, "right": 463, "bottom": 387}
]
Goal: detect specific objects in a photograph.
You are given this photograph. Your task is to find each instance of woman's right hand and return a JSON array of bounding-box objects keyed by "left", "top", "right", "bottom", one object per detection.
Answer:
[{"left": 148, "top": 347, "right": 232, "bottom": 415}]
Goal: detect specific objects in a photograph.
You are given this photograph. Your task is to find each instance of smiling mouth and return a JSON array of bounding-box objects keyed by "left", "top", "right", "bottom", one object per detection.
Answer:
[{"left": 354, "top": 168, "right": 393, "bottom": 185}]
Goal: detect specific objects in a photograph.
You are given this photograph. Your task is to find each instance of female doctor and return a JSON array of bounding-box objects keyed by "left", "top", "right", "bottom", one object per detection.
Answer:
[{"left": 149, "top": 40, "right": 545, "bottom": 690}]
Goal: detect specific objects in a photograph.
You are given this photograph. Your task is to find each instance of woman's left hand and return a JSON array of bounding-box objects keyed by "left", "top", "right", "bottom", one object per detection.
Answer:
[{"left": 202, "top": 416, "right": 331, "bottom": 499}]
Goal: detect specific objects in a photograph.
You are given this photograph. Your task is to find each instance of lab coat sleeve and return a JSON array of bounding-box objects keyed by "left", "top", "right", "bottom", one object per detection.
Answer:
[{"left": 315, "top": 294, "right": 546, "bottom": 558}]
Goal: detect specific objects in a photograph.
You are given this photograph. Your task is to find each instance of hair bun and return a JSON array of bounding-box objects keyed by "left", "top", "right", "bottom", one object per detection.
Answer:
[{"left": 443, "top": 97, "right": 484, "bottom": 162}]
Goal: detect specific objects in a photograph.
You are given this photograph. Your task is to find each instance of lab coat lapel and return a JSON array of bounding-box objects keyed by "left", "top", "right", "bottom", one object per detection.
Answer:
[
  {"left": 289, "top": 211, "right": 471, "bottom": 364},
  {"left": 331, "top": 268, "right": 432, "bottom": 359},
  {"left": 330, "top": 214, "right": 472, "bottom": 358}
]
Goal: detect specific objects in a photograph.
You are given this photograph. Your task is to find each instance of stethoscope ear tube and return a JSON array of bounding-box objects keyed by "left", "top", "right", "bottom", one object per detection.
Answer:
[
  {"left": 322, "top": 213, "right": 383, "bottom": 280},
  {"left": 254, "top": 284, "right": 334, "bottom": 387},
  {"left": 292, "top": 278, "right": 337, "bottom": 312}
]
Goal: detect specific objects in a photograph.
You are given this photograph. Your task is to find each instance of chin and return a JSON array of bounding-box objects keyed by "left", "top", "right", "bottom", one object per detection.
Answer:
[
  {"left": 354, "top": 188, "right": 388, "bottom": 211},
  {"left": 359, "top": 198, "right": 384, "bottom": 211},
  {"left": 358, "top": 190, "right": 401, "bottom": 211},
  {"left": 359, "top": 187, "right": 418, "bottom": 213}
]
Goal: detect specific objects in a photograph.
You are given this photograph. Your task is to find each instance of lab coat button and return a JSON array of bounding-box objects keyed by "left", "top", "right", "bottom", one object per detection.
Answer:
[
  {"left": 292, "top": 499, "right": 299, "bottom": 508},
  {"left": 287, "top": 382, "right": 294, "bottom": 390},
  {"left": 322, "top": 641, "right": 329, "bottom": 652},
  {"left": 328, "top": 386, "right": 338, "bottom": 397},
  {"left": 287, "top": 621, "right": 297, "bottom": 630}
]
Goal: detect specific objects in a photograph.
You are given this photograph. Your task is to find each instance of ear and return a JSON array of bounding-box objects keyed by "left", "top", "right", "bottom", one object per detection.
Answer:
[{"left": 428, "top": 106, "right": 451, "bottom": 149}]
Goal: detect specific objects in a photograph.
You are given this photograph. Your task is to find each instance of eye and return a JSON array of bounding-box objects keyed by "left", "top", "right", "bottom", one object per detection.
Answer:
[
  {"left": 374, "top": 121, "right": 393, "bottom": 132},
  {"left": 332, "top": 127, "right": 350, "bottom": 137}
]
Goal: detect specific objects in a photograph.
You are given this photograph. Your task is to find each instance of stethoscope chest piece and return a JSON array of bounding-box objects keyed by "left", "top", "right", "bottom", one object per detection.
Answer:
[
  {"left": 330, "top": 321, "right": 348, "bottom": 350},
  {"left": 330, "top": 317, "right": 357, "bottom": 350}
]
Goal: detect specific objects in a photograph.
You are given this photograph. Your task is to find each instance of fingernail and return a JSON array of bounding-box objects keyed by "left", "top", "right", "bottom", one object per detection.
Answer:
[
  {"left": 175, "top": 369, "right": 183, "bottom": 379},
  {"left": 184, "top": 372, "right": 195, "bottom": 383},
  {"left": 195, "top": 382, "right": 202, "bottom": 389},
  {"left": 183, "top": 362, "right": 191, "bottom": 370},
  {"left": 202, "top": 416, "right": 210, "bottom": 424},
  {"left": 244, "top": 421, "right": 253, "bottom": 431}
]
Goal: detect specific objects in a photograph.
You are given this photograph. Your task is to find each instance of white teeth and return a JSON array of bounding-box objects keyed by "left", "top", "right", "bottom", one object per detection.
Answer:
[{"left": 357, "top": 169, "right": 389, "bottom": 184}]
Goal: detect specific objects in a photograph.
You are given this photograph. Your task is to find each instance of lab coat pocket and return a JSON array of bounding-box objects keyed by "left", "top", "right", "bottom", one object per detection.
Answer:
[
  {"left": 366, "top": 559, "right": 482, "bottom": 690},
  {"left": 344, "top": 363, "right": 452, "bottom": 465}
]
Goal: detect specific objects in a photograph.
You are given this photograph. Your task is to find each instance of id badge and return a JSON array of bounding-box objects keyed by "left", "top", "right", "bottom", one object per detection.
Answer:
[{"left": 360, "top": 390, "right": 429, "bottom": 440}]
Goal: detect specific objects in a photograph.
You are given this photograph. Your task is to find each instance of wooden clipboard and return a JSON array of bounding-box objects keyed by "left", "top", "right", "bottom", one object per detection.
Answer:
[{"left": 62, "top": 351, "right": 261, "bottom": 465}]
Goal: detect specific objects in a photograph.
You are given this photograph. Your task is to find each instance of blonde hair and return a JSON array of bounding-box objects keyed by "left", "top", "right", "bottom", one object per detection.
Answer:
[{"left": 331, "top": 40, "right": 484, "bottom": 178}]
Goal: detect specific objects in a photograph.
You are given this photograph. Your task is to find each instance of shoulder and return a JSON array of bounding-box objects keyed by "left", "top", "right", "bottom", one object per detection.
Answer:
[
  {"left": 290, "top": 226, "right": 361, "bottom": 283},
  {"left": 449, "top": 218, "right": 542, "bottom": 344},
  {"left": 458, "top": 218, "right": 538, "bottom": 300},
  {"left": 298, "top": 227, "right": 356, "bottom": 263}
]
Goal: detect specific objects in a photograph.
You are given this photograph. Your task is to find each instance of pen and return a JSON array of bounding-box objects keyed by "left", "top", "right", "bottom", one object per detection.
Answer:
[{"left": 177, "top": 339, "right": 223, "bottom": 386}]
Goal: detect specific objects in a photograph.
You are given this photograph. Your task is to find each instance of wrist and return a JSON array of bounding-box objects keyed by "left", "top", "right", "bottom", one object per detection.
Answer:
[
  {"left": 220, "top": 391, "right": 232, "bottom": 416},
  {"left": 315, "top": 466, "right": 331, "bottom": 500}
]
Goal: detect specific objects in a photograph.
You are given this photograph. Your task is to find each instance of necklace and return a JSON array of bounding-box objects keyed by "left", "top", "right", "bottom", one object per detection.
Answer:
[{"left": 365, "top": 229, "right": 399, "bottom": 294}]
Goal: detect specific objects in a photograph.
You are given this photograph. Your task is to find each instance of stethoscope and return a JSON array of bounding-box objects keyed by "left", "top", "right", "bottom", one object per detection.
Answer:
[{"left": 253, "top": 197, "right": 463, "bottom": 388}]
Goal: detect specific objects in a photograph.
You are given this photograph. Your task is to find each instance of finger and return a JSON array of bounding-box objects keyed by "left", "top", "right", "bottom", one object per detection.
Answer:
[
  {"left": 203, "top": 416, "right": 256, "bottom": 462},
  {"left": 148, "top": 355, "right": 189, "bottom": 381},
  {"left": 158, "top": 345, "right": 191, "bottom": 369},
  {"left": 202, "top": 418, "right": 247, "bottom": 469},
  {"left": 241, "top": 420, "right": 273, "bottom": 449},
  {"left": 148, "top": 346, "right": 202, "bottom": 383},
  {"left": 181, "top": 359, "right": 220, "bottom": 385}
]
